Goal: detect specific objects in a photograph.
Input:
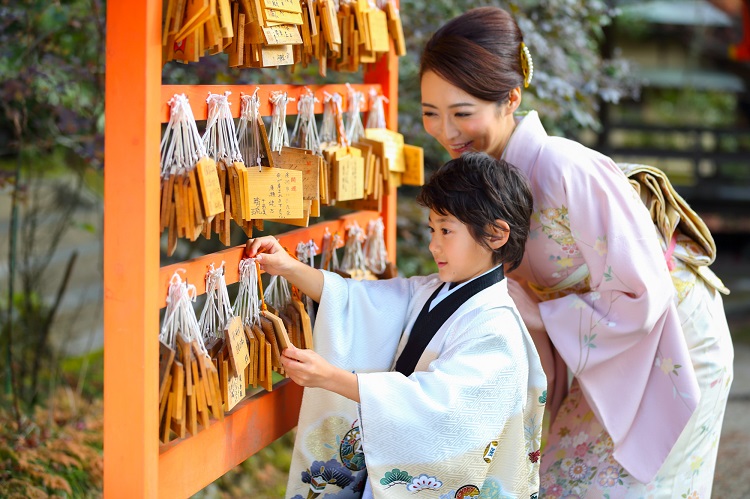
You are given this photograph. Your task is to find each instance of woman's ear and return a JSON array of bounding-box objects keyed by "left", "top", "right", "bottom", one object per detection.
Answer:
[
  {"left": 508, "top": 87, "right": 522, "bottom": 113},
  {"left": 488, "top": 220, "right": 510, "bottom": 249}
]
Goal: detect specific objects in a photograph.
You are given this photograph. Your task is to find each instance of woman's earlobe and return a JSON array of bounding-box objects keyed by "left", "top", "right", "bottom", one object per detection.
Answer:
[{"left": 508, "top": 87, "right": 522, "bottom": 112}]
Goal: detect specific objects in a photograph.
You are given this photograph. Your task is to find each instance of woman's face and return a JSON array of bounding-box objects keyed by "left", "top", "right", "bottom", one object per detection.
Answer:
[{"left": 421, "top": 70, "right": 520, "bottom": 159}]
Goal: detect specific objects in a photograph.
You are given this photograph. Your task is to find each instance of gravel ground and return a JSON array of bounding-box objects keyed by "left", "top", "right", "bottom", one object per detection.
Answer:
[{"left": 713, "top": 339, "right": 750, "bottom": 498}]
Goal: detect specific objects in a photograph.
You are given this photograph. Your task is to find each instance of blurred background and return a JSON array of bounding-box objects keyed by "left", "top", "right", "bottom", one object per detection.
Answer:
[{"left": 1, "top": 0, "right": 748, "bottom": 496}]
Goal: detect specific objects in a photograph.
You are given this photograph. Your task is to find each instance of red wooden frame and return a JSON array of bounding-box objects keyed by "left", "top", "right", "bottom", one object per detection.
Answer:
[{"left": 103, "top": 1, "right": 399, "bottom": 496}]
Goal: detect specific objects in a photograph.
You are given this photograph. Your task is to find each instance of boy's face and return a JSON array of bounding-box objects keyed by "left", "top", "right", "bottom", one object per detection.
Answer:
[{"left": 428, "top": 210, "right": 496, "bottom": 285}]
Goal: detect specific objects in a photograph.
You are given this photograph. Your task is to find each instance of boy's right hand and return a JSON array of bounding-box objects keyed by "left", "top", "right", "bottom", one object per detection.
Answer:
[{"left": 245, "top": 236, "right": 294, "bottom": 276}]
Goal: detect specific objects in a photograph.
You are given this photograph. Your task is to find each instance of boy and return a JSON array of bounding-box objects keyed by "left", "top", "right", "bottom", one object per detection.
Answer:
[{"left": 246, "top": 152, "right": 546, "bottom": 499}]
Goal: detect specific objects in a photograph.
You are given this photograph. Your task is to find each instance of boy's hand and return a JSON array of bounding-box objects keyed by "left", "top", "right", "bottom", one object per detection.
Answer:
[
  {"left": 245, "top": 236, "right": 294, "bottom": 276},
  {"left": 281, "top": 345, "right": 332, "bottom": 388},
  {"left": 281, "top": 345, "right": 360, "bottom": 402}
]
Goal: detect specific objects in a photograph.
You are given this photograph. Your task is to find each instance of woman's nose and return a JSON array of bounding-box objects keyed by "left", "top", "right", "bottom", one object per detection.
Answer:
[{"left": 442, "top": 117, "right": 460, "bottom": 140}]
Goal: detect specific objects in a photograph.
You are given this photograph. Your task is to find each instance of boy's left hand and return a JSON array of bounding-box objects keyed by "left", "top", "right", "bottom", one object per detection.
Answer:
[
  {"left": 280, "top": 345, "right": 334, "bottom": 388},
  {"left": 281, "top": 345, "right": 360, "bottom": 402}
]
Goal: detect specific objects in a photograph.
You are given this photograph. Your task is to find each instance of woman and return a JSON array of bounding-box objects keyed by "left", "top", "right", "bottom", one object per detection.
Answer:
[{"left": 419, "top": 7, "right": 734, "bottom": 498}]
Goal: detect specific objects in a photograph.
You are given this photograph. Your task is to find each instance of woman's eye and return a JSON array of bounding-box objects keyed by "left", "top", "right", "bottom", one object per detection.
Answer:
[
  {"left": 422, "top": 111, "right": 436, "bottom": 117},
  {"left": 455, "top": 113, "right": 471, "bottom": 118}
]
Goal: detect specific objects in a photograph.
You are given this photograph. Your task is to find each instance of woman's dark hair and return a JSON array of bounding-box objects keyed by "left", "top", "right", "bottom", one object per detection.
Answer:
[
  {"left": 417, "top": 152, "right": 533, "bottom": 271},
  {"left": 420, "top": 7, "right": 525, "bottom": 104}
]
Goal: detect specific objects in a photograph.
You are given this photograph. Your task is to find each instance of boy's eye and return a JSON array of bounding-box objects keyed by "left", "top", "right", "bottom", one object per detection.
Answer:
[
  {"left": 455, "top": 112, "right": 471, "bottom": 118},
  {"left": 441, "top": 228, "right": 451, "bottom": 235}
]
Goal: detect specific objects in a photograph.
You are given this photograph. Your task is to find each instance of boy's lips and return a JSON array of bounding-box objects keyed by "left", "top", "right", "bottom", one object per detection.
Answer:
[{"left": 436, "top": 261, "right": 447, "bottom": 268}]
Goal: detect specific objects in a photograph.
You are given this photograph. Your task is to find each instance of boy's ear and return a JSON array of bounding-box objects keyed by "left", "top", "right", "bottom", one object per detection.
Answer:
[{"left": 488, "top": 220, "right": 510, "bottom": 249}]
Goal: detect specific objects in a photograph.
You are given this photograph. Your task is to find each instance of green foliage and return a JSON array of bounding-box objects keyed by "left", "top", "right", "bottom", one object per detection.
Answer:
[{"left": 0, "top": 0, "right": 105, "bottom": 167}]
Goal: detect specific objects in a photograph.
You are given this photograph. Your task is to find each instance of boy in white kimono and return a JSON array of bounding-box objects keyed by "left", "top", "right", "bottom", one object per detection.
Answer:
[{"left": 246, "top": 152, "right": 546, "bottom": 499}]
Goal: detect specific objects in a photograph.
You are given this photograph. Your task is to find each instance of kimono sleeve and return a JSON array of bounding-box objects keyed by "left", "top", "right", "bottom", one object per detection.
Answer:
[
  {"left": 313, "top": 271, "right": 422, "bottom": 372},
  {"left": 538, "top": 152, "right": 698, "bottom": 467}
]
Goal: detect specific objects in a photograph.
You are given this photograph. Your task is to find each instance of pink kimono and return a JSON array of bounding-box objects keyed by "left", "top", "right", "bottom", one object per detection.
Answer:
[{"left": 503, "top": 111, "right": 733, "bottom": 497}]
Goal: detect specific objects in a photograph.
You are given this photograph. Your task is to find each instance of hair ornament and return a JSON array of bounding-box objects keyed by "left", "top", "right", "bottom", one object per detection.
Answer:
[{"left": 520, "top": 42, "right": 534, "bottom": 88}]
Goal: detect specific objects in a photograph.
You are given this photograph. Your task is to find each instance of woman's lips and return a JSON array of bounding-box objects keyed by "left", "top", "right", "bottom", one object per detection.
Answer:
[{"left": 449, "top": 141, "right": 473, "bottom": 153}]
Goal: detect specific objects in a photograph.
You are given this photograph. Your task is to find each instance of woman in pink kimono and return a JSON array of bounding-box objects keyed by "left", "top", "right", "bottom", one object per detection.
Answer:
[{"left": 419, "top": 7, "right": 734, "bottom": 498}]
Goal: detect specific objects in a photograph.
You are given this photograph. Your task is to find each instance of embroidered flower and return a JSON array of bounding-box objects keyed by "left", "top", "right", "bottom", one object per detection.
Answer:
[
  {"left": 687, "top": 492, "right": 700, "bottom": 499},
  {"left": 560, "top": 435, "right": 574, "bottom": 448},
  {"left": 560, "top": 458, "right": 575, "bottom": 471},
  {"left": 568, "top": 462, "right": 588, "bottom": 480},
  {"left": 406, "top": 474, "right": 442, "bottom": 492},
  {"left": 572, "top": 431, "right": 590, "bottom": 447},
  {"left": 528, "top": 449, "right": 541, "bottom": 463},
  {"left": 545, "top": 484, "right": 563, "bottom": 497},
  {"left": 594, "top": 236, "right": 608, "bottom": 256},
  {"left": 558, "top": 426, "right": 571, "bottom": 437},
  {"left": 690, "top": 456, "right": 703, "bottom": 472},
  {"left": 574, "top": 443, "right": 588, "bottom": 458},
  {"left": 539, "top": 390, "right": 547, "bottom": 404},
  {"left": 659, "top": 357, "right": 674, "bottom": 374},
  {"left": 597, "top": 466, "right": 620, "bottom": 487},
  {"left": 556, "top": 257, "right": 574, "bottom": 269}
]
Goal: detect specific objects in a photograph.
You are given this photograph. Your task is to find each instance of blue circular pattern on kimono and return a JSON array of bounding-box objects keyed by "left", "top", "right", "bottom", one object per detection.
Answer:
[{"left": 339, "top": 426, "right": 365, "bottom": 471}]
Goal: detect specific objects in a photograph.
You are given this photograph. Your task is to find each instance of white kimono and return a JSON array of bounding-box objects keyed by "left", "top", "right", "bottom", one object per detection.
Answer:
[{"left": 285, "top": 270, "right": 546, "bottom": 499}]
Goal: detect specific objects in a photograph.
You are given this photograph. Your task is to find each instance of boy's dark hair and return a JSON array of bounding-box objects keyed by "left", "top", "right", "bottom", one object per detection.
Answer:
[{"left": 417, "top": 152, "right": 533, "bottom": 272}]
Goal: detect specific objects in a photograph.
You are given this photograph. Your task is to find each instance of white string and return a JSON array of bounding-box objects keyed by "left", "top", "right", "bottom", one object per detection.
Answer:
[
  {"left": 264, "top": 273, "right": 292, "bottom": 310},
  {"left": 203, "top": 91, "right": 243, "bottom": 166},
  {"left": 290, "top": 88, "right": 322, "bottom": 155},
  {"left": 365, "top": 87, "right": 388, "bottom": 129},
  {"left": 319, "top": 92, "right": 336, "bottom": 146},
  {"left": 269, "top": 91, "right": 294, "bottom": 153},
  {"left": 198, "top": 263, "right": 233, "bottom": 343},
  {"left": 233, "top": 258, "right": 261, "bottom": 327},
  {"left": 341, "top": 222, "right": 366, "bottom": 274},
  {"left": 364, "top": 217, "right": 387, "bottom": 274},
  {"left": 344, "top": 83, "right": 365, "bottom": 143},
  {"left": 237, "top": 88, "right": 263, "bottom": 170}
]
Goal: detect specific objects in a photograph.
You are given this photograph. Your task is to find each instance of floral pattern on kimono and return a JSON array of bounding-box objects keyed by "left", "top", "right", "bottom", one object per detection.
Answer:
[
  {"left": 285, "top": 272, "right": 546, "bottom": 499},
  {"left": 502, "top": 111, "right": 731, "bottom": 487}
]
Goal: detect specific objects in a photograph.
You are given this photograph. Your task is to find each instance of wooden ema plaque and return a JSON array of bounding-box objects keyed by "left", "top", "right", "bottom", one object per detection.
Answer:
[
  {"left": 401, "top": 144, "right": 425, "bottom": 186},
  {"left": 333, "top": 154, "right": 365, "bottom": 201},
  {"left": 365, "top": 128, "right": 405, "bottom": 173},
  {"left": 225, "top": 316, "right": 251, "bottom": 374},
  {"left": 225, "top": 368, "right": 245, "bottom": 412},
  {"left": 244, "top": 167, "right": 304, "bottom": 219},
  {"left": 195, "top": 156, "right": 226, "bottom": 217},
  {"left": 271, "top": 147, "right": 321, "bottom": 201}
]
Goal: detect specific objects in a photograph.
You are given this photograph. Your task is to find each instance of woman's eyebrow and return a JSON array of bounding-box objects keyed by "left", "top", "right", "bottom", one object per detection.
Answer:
[{"left": 421, "top": 102, "right": 476, "bottom": 109}]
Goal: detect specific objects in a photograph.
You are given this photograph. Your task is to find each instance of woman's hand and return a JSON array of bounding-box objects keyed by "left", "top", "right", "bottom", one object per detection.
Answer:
[{"left": 281, "top": 345, "right": 360, "bottom": 402}]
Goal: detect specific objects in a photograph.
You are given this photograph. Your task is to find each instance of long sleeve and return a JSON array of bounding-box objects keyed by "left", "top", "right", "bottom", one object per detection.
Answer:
[{"left": 504, "top": 111, "right": 700, "bottom": 482}]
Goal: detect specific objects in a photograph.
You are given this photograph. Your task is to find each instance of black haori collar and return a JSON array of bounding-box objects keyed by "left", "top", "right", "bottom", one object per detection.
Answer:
[{"left": 394, "top": 265, "right": 505, "bottom": 376}]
